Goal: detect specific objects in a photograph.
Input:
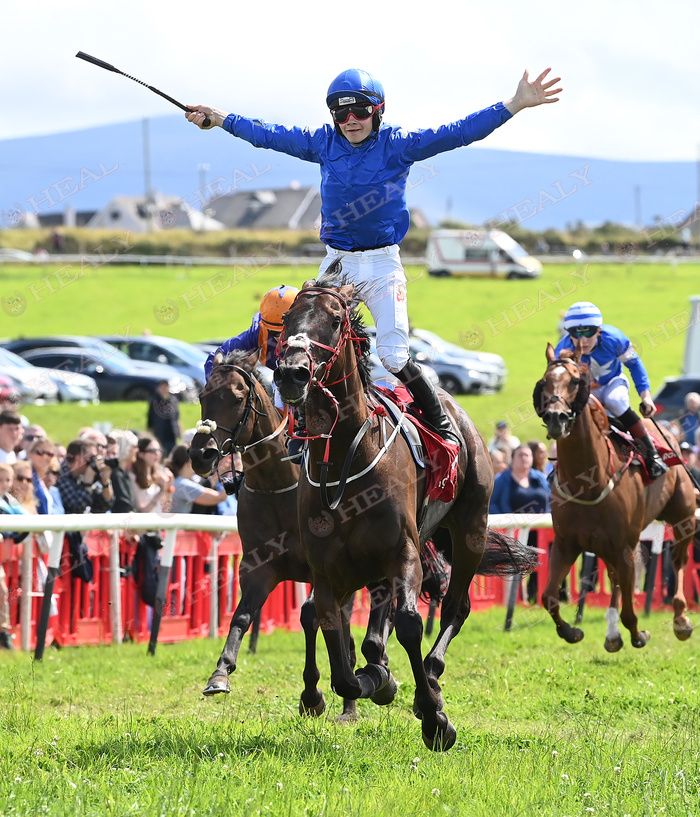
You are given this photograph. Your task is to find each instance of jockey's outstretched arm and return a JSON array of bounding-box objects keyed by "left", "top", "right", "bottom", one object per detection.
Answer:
[{"left": 204, "top": 320, "right": 259, "bottom": 380}]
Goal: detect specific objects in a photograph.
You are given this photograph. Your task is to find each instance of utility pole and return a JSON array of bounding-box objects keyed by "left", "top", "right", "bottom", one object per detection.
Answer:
[
  {"left": 198, "top": 163, "right": 210, "bottom": 209},
  {"left": 142, "top": 118, "right": 153, "bottom": 231}
]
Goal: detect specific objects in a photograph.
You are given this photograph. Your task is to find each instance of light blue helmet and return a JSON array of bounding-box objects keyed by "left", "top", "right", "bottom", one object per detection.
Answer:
[
  {"left": 326, "top": 69, "right": 385, "bottom": 110},
  {"left": 563, "top": 301, "right": 603, "bottom": 330}
]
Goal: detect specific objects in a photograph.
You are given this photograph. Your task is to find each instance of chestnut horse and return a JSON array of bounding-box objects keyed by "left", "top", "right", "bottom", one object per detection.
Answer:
[
  {"left": 274, "top": 277, "right": 537, "bottom": 751},
  {"left": 533, "top": 344, "right": 695, "bottom": 649}
]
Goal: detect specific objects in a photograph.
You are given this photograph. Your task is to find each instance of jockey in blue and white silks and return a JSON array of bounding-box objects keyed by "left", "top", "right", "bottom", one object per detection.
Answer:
[
  {"left": 555, "top": 301, "right": 668, "bottom": 478},
  {"left": 187, "top": 67, "right": 563, "bottom": 445}
]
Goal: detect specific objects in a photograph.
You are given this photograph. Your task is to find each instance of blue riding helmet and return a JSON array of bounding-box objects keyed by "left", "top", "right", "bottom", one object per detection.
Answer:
[
  {"left": 563, "top": 301, "right": 603, "bottom": 330},
  {"left": 326, "top": 68, "right": 385, "bottom": 109}
]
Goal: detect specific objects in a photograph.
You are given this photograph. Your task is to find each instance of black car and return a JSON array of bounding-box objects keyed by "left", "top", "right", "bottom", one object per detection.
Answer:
[
  {"left": 653, "top": 376, "right": 700, "bottom": 421},
  {"left": 20, "top": 348, "right": 192, "bottom": 401}
]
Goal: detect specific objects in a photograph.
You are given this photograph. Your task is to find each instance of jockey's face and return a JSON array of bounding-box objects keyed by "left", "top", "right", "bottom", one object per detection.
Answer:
[
  {"left": 577, "top": 330, "right": 600, "bottom": 355},
  {"left": 338, "top": 112, "right": 373, "bottom": 144}
]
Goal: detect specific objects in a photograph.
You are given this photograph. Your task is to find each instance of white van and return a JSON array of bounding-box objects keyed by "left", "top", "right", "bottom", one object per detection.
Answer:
[{"left": 426, "top": 229, "right": 542, "bottom": 279}]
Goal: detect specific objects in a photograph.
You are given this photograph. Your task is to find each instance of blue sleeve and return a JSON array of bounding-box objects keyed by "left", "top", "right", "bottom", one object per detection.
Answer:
[
  {"left": 204, "top": 319, "right": 259, "bottom": 379},
  {"left": 394, "top": 102, "right": 512, "bottom": 164},
  {"left": 554, "top": 335, "right": 572, "bottom": 357},
  {"left": 222, "top": 114, "right": 326, "bottom": 163},
  {"left": 614, "top": 333, "right": 651, "bottom": 394},
  {"left": 489, "top": 471, "right": 510, "bottom": 514}
]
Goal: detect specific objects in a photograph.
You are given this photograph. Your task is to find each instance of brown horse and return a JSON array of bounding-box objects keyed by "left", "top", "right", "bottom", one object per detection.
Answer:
[
  {"left": 274, "top": 277, "right": 537, "bottom": 751},
  {"left": 533, "top": 343, "right": 695, "bottom": 649},
  {"left": 189, "top": 350, "right": 364, "bottom": 718}
]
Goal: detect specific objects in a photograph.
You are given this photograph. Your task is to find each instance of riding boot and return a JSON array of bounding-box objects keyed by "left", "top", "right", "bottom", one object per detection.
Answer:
[
  {"left": 628, "top": 420, "right": 668, "bottom": 479},
  {"left": 396, "top": 359, "right": 460, "bottom": 446}
]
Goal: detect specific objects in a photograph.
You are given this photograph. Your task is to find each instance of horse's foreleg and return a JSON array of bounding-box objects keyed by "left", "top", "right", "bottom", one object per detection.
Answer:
[
  {"left": 298, "top": 592, "right": 325, "bottom": 716},
  {"left": 315, "top": 579, "right": 389, "bottom": 703},
  {"left": 603, "top": 576, "right": 623, "bottom": 652},
  {"left": 247, "top": 609, "right": 262, "bottom": 654},
  {"left": 338, "top": 595, "right": 359, "bottom": 722},
  {"left": 542, "top": 539, "right": 584, "bottom": 644},
  {"left": 203, "top": 570, "right": 277, "bottom": 695},
  {"left": 361, "top": 582, "right": 398, "bottom": 706},
  {"left": 393, "top": 545, "right": 455, "bottom": 752},
  {"left": 616, "top": 550, "right": 650, "bottom": 648}
]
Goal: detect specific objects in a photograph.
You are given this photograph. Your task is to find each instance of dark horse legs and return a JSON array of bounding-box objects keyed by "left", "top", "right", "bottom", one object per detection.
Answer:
[
  {"left": 542, "top": 538, "right": 585, "bottom": 644},
  {"left": 203, "top": 568, "right": 277, "bottom": 695}
]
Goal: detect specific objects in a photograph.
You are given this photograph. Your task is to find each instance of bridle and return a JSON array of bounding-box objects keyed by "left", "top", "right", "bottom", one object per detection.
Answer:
[
  {"left": 534, "top": 358, "right": 586, "bottom": 433},
  {"left": 278, "top": 287, "right": 384, "bottom": 509},
  {"left": 195, "top": 365, "right": 288, "bottom": 494}
]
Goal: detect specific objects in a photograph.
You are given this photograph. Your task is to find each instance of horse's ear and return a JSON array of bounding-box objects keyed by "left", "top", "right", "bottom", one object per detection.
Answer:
[
  {"left": 571, "top": 342, "right": 583, "bottom": 363},
  {"left": 301, "top": 279, "right": 315, "bottom": 290},
  {"left": 212, "top": 352, "right": 224, "bottom": 367},
  {"left": 339, "top": 283, "right": 355, "bottom": 303},
  {"left": 546, "top": 343, "right": 556, "bottom": 363}
]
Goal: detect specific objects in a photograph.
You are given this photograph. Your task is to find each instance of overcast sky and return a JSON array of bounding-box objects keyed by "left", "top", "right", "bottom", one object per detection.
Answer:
[{"left": 3, "top": 0, "right": 699, "bottom": 161}]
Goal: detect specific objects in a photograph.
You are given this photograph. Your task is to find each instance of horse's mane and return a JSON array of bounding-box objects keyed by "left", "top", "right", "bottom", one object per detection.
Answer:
[{"left": 299, "top": 260, "right": 372, "bottom": 389}]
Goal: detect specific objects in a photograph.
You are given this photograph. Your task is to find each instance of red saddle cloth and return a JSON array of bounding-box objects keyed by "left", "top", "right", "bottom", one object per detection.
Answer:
[
  {"left": 610, "top": 426, "right": 683, "bottom": 485},
  {"left": 374, "top": 385, "right": 460, "bottom": 503}
]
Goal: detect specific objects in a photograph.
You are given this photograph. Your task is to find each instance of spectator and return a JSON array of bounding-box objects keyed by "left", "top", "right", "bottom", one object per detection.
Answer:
[
  {"left": 527, "top": 440, "right": 549, "bottom": 474},
  {"left": 79, "top": 428, "right": 109, "bottom": 457},
  {"left": 147, "top": 380, "right": 181, "bottom": 456},
  {"left": 0, "top": 411, "right": 23, "bottom": 464},
  {"left": 132, "top": 436, "right": 173, "bottom": 514},
  {"left": 57, "top": 439, "right": 114, "bottom": 514},
  {"left": 167, "top": 445, "right": 226, "bottom": 512},
  {"left": 18, "top": 424, "right": 48, "bottom": 460},
  {"left": 44, "top": 455, "right": 64, "bottom": 514},
  {"left": 28, "top": 438, "right": 62, "bottom": 514},
  {"left": 490, "top": 448, "right": 508, "bottom": 475},
  {"left": 489, "top": 443, "right": 551, "bottom": 604},
  {"left": 487, "top": 420, "right": 520, "bottom": 458},
  {"left": 107, "top": 430, "right": 139, "bottom": 513},
  {"left": 679, "top": 442, "right": 700, "bottom": 485},
  {"left": 0, "top": 463, "right": 24, "bottom": 650},
  {"left": 11, "top": 461, "right": 37, "bottom": 513},
  {"left": 680, "top": 392, "right": 700, "bottom": 446}
]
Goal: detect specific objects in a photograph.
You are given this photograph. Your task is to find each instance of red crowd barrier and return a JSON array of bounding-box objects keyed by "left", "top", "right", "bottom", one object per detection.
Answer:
[{"left": 1, "top": 526, "right": 698, "bottom": 650}]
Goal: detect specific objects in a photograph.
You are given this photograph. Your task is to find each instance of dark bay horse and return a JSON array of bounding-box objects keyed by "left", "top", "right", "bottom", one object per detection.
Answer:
[
  {"left": 189, "top": 350, "right": 397, "bottom": 720},
  {"left": 274, "top": 277, "right": 537, "bottom": 751},
  {"left": 533, "top": 343, "right": 695, "bottom": 649}
]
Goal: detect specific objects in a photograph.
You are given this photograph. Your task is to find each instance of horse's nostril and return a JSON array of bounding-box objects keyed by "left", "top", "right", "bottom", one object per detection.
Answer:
[
  {"left": 202, "top": 448, "right": 218, "bottom": 462},
  {"left": 291, "top": 367, "right": 310, "bottom": 386}
]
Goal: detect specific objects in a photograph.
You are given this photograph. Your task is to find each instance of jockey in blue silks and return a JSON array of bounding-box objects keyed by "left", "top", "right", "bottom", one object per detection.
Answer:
[
  {"left": 555, "top": 301, "right": 668, "bottom": 478},
  {"left": 188, "top": 67, "right": 562, "bottom": 445}
]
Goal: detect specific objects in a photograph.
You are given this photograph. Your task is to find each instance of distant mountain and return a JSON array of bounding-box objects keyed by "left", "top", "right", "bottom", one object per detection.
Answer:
[{"left": 0, "top": 115, "right": 695, "bottom": 231}]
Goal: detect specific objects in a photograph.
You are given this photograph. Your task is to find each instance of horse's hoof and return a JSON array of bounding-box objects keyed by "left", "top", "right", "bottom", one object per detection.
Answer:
[
  {"left": 632, "top": 631, "right": 650, "bottom": 648},
  {"left": 370, "top": 673, "right": 398, "bottom": 706},
  {"left": 604, "top": 635, "right": 624, "bottom": 653},
  {"left": 557, "top": 624, "right": 584, "bottom": 644},
  {"left": 355, "top": 663, "right": 389, "bottom": 698},
  {"left": 202, "top": 674, "right": 230, "bottom": 696},
  {"left": 673, "top": 617, "right": 693, "bottom": 641},
  {"left": 336, "top": 702, "right": 358, "bottom": 724},
  {"left": 299, "top": 692, "right": 326, "bottom": 717},
  {"left": 422, "top": 712, "right": 457, "bottom": 752}
]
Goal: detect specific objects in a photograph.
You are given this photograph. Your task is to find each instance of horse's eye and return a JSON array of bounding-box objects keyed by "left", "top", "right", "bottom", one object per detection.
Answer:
[{"left": 331, "top": 316, "right": 341, "bottom": 331}]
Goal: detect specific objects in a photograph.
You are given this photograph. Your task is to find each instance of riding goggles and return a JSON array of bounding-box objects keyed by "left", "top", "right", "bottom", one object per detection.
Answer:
[
  {"left": 567, "top": 326, "right": 599, "bottom": 339},
  {"left": 330, "top": 102, "right": 383, "bottom": 124}
]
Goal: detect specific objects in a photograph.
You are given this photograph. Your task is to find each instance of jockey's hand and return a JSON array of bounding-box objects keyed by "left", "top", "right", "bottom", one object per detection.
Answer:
[
  {"left": 505, "top": 68, "right": 563, "bottom": 115},
  {"left": 639, "top": 398, "right": 656, "bottom": 418},
  {"left": 185, "top": 105, "right": 227, "bottom": 130}
]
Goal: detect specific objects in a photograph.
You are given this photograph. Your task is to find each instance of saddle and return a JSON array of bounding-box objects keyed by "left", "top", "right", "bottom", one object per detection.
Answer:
[
  {"left": 589, "top": 397, "right": 682, "bottom": 484},
  {"left": 370, "top": 385, "right": 460, "bottom": 504}
]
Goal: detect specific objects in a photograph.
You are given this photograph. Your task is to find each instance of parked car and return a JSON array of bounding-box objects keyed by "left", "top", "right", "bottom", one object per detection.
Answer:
[
  {"left": 19, "top": 348, "right": 195, "bottom": 402},
  {"left": 367, "top": 340, "right": 441, "bottom": 388},
  {"left": 0, "top": 348, "right": 58, "bottom": 403},
  {"left": 99, "top": 335, "right": 208, "bottom": 389},
  {"left": 410, "top": 328, "right": 507, "bottom": 390},
  {"left": 653, "top": 377, "right": 700, "bottom": 422},
  {"left": 0, "top": 248, "right": 35, "bottom": 263},
  {"left": 2, "top": 335, "right": 195, "bottom": 395},
  {"left": 0, "top": 347, "right": 98, "bottom": 403}
]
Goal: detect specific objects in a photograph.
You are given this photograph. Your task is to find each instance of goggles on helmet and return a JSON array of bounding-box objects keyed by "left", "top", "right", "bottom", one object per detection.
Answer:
[
  {"left": 567, "top": 326, "right": 599, "bottom": 339},
  {"left": 331, "top": 102, "right": 383, "bottom": 124}
]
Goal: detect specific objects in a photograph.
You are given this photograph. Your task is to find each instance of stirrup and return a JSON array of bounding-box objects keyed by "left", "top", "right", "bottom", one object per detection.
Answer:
[{"left": 647, "top": 455, "right": 668, "bottom": 478}]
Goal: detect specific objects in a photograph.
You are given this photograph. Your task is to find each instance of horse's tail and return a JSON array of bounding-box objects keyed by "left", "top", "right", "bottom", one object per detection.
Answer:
[{"left": 476, "top": 530, "right": 540, "bottom": 576}]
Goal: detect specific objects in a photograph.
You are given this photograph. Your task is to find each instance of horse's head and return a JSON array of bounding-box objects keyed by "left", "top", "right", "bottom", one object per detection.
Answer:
[
  {"left": 274, "top": 274, "right": 358, "bottom": 406},
  {"left": 189, "top": 349, "right": 263, "bottom": 477},
  {"left": 533, "top": 343, "right": 590, "bottom": 440}
]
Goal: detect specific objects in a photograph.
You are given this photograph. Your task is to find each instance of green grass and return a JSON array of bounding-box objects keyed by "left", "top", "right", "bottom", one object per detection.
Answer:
[
  {"left": 1, "top": 261, "right": 697, "bottom": 443},
  {"left": 1, "top": 607, "right": 698, "bottom": 816}
]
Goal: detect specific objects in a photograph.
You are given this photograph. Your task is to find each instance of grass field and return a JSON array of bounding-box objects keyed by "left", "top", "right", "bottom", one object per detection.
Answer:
[
  {"left": 1, "top": 261, "right": 698, "bottom": 443},
  {"left": 1, "top": 607, "right": 698, "bottom": 817}
]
